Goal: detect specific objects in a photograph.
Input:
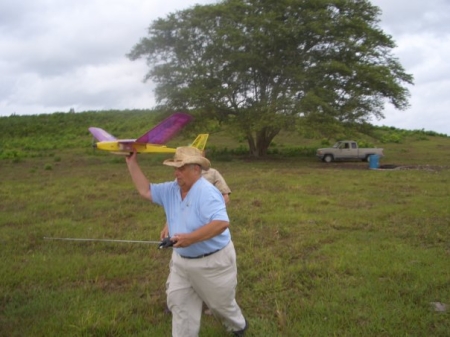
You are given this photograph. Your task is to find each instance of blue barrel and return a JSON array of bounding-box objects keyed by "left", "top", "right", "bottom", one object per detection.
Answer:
[{"left": 369, "top": 154, "right": 380, "bottom": 169}]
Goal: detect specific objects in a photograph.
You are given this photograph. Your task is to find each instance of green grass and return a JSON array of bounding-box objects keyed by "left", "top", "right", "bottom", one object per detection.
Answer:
[{"left": 1, "top": 112, "right": 449, "bottom": 336}]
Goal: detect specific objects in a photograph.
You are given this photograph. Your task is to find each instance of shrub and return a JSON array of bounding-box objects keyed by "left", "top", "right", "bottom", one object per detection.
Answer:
[
  {"left": 320, "top": 138, "right": 331, "bottom": 146},
  {"left": 380, "top": 134, "right": 402, "bottom": 143},
  {"left": 357, "top": 140, "right": 374, "bottom": 148}
]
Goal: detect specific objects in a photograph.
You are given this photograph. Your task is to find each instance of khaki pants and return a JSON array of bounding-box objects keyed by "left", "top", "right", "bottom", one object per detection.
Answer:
[{"left": 166, "top": 241, "right": 246, "bottom": 337}]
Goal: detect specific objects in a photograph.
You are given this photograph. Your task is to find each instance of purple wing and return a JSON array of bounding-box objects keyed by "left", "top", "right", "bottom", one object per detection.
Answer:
[
  {"left": 88, "top": 127, "right": 117, "bottom": 141},
  {"left": 135, "top": 112, "right": 193, "bottom": 144}
]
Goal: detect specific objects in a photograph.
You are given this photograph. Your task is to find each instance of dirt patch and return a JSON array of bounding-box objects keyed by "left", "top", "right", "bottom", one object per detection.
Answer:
[
  {"left": 378, "top": 164, "right": 450, "bottom": 172},
  {"left": 315, "top": 162, "right": 372, "bottom": 170},
  {"left": 315, "top": 162, "right": 450, "bottom": 171}
]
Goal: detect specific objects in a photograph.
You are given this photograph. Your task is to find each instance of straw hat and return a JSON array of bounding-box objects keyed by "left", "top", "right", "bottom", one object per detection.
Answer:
[{"left": 163, "top": 146, "right": 210, "bottom": 171}]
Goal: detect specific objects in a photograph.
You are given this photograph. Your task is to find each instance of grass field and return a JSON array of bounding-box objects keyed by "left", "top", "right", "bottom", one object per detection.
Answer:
[{"left": 1, "top": 112, "right": 449, "bottom": 336}]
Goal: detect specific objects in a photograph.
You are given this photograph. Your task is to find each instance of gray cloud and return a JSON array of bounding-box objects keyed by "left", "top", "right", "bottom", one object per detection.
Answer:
[
  {"left": 374, "top": 0, "right": 450, "bottom": 37},
  {"left": 369, "top": 0, "right": 450, "bottom": 134},
  {"left": 0, "top": 0, "right": 448, "bottom": 135}
]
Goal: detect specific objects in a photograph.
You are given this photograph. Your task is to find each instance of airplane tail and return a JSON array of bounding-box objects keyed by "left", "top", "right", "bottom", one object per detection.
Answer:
[{"left": 189, "top": 134, "right": 209, "bottom": 151}]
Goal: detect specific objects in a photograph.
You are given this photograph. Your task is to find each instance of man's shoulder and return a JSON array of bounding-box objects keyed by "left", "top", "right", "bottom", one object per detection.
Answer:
[
  {"left": 202, "top": 167, "right": 218, "bottom": 176},
  {"left": 151, "top": 181, "right": 179, "bottom": 193},
  {"left": 202, "top": 168, "right": 217, "bottom": 181},
  {"left": 152, "top": 180, "right": 178, "bottom": 187}
]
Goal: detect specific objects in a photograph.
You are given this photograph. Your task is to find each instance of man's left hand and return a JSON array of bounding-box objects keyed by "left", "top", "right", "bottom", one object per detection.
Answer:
[{"left": 172, "top": 234, "right": 194, "bottom": 248}]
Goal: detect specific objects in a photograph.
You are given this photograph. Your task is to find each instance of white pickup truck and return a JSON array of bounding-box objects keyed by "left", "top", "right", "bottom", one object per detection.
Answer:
[{"left": 316, "top": 140, "right": 384, "bottom": 163}]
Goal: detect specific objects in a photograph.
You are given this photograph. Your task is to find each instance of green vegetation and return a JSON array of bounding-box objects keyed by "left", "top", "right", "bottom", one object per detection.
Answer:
[
  {"left": 1, "top": 109, "right": 447, "bottom": 161},
  {"left": 1, "top": 111, "right": 449, "bottom": 336}
]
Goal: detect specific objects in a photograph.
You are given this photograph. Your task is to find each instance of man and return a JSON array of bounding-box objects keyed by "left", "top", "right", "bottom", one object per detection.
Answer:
[
  {"left": 161, "top": 153, "right": 232, "bottom": 316},
  {"left": 125, "top": 146, "right": 247, "bottom": 337},
  {"left": 161, "top": 153, "right": 231, "bottom": 316}
]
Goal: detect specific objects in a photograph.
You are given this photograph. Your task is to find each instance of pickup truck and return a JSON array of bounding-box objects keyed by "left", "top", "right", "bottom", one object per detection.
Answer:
[{"left": 316, "top": 140, "right": 384, "bottom": 163}]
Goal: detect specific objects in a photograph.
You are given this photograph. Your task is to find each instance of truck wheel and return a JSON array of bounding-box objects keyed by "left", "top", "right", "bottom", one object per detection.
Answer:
[
  {"left": 323, "top": 154, "right": 333, "bottom": 163},
  {"left": 363, "top": 155, "right": 371, "bottom": 162}
]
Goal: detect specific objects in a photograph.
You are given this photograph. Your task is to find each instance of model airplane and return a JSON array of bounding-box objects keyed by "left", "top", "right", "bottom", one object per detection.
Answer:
[{"left": 89, "top": 112, "right": 208, "bottom": 154}]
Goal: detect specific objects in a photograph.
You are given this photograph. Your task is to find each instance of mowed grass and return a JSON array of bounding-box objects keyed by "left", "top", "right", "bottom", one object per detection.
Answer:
[{"left": 1, "top": 136, "right": 449, "bottom": 337}]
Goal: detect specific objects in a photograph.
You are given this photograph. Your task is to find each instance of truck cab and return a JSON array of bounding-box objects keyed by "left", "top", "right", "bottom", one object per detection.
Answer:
[{"left": 334, "top": 141, "right": 359, "bottom": 160}]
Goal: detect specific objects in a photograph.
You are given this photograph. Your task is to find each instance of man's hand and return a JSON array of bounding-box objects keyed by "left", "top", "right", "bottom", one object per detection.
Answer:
[
  {"left": 171, "top": 233, "right": 194, "bottom": 248},
  {"left": 125, "top": 150, "right": 137, "bottom": 163}
]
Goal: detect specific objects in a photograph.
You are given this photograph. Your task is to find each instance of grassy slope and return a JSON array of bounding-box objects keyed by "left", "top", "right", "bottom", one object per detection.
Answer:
[{"left": 1, "top": 111, "right": 449, "bottom": 336}]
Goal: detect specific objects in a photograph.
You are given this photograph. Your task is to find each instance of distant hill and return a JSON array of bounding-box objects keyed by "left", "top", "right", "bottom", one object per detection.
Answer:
[{"left": 1, "top": 109, "right": 448, "bottom": 161}]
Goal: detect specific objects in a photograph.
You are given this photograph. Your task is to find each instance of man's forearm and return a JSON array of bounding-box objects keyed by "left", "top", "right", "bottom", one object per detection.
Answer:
[
  {"left": 192, "top": 220, "right": 229, "bottom": 242},
  {"left": 172, "top": 220, "right": 229, "bottom": 247},
  {"left": 126, "top": 160, "right": 151, "bottom": 200}
]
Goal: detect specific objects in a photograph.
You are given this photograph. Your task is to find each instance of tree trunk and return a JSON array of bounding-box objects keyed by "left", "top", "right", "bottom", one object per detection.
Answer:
[
  {"left": 246, "top": 127, "right": 280, "bottom": 157},
  {"left": 247, "top": 134, "right": 258, "bottom": 157}
]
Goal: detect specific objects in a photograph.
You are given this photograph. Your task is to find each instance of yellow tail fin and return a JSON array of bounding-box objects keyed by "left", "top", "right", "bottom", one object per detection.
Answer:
[{"left": 190, "top": 134, "right": 209, "bottom": 151}]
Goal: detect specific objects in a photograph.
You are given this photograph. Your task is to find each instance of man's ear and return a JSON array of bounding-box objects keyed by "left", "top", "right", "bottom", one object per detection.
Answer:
[{"left": 195, "top": 164, "right": 202, "bottom": 173}]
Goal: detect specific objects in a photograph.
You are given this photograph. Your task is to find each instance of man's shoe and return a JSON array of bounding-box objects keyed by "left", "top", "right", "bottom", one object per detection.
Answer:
[{"left": 232, "top": 318, "right": 248, "bottom": 336}]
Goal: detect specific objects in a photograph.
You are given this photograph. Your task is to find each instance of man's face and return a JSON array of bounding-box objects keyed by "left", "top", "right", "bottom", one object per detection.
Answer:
[{"left": 174, "top": 164, "right": 200, "bottom": 188}]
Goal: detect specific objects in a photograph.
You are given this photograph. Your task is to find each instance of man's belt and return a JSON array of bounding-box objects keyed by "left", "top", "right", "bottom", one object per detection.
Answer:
[{"left": 179, "top": 248, "right": 222, "bottom": 259}]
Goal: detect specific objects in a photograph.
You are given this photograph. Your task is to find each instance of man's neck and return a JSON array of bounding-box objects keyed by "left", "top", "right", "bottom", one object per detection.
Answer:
[{"left": 180, "top": 176, "right": 201, "bottom": 196}]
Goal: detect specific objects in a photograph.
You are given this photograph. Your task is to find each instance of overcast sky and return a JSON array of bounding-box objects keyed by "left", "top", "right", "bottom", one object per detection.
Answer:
[{"left": 1, "top": 0, "right": 449, "bottom": 135}]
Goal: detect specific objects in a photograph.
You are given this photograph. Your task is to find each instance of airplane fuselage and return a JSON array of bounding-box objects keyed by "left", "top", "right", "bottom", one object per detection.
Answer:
[{"left": 96, "top": 140, "right": 176, "bottom": 154}]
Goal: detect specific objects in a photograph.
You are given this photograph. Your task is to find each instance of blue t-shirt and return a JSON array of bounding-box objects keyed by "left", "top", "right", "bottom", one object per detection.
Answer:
[{"left": 151, "top": 177, "right": 230, "bottom": 257}]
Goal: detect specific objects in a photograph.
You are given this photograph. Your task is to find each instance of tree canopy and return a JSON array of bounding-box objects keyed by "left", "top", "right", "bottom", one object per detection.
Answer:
[{"left": 128, "top": 0, "right": 413, "bottom": 156}]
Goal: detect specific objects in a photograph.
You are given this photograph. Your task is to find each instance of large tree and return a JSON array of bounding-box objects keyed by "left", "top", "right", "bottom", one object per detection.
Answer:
[{"left": 128, "top": 0, "right": 413, "bottom": 157}]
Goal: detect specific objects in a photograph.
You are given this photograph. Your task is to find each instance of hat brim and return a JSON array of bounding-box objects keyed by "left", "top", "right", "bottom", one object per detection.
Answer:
[{"left": 163, "top": 157, "right": 210, "bottom": 171}]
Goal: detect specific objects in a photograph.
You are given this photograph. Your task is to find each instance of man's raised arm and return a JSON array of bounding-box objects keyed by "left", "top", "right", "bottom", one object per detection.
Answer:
[{"left": 125, "top": 151, "right": 152, "bottom": 201}]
